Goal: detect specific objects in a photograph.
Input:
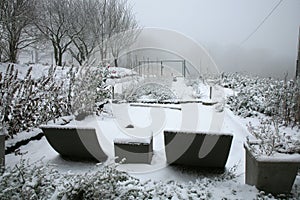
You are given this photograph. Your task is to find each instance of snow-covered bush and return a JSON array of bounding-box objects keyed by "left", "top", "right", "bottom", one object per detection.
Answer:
[
  {"left": 127, "top": 82, "right": 177, "bottom": 102},
  {"left": 189, "top": 79, "right": 210, "bottom": 99},
  {"left": 4, "top": 159, "right": 297, "bottom": 199},
  {"left": 115, "top": 76, "right": 143, "bottom": 100},
  {"left": 0, "top": 159, "right": 59, "bottom": 200},
  {"left": 0, "top": 64, "right": 111, "bottom": 137},
  {"left": 0, "top": 65, "right": 70, "bottom": 137},
  {"left": 0, "top": 160, "right": 210, "bottom": 199},
  {"left": 56, "top": 163, "right": 152, "bottom": 199},
  {"left": 0, "top": 160, "right": 150, "bottom": 199},
  {"left": 69, "top": 65, "right": 111, "bottom": 119},
  {"left": 223, "top": 73, "right": 300, "bottom": 128},
  {"left": 246, "top": 118, "right": 300, "bottom": 156}
]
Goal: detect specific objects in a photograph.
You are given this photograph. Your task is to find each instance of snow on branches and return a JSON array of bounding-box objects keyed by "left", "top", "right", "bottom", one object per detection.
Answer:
[{"left": 0, "top": 64, "right": 111, "bottom": 138}]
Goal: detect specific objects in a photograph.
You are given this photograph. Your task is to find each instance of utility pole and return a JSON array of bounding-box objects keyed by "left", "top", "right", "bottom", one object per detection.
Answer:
[{"left": 296, "top": 27, "right": 300, "bottom": 78}]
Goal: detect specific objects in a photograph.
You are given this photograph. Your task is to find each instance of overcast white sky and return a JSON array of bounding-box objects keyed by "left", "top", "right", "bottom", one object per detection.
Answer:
[{"left": 128, "top": 0, "right": 300, "bottom": 78}]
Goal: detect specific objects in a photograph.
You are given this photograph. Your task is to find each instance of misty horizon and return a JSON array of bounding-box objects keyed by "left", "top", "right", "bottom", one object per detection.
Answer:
[{"left": 128, "top": 0, "right": 300, "bottom": 79}]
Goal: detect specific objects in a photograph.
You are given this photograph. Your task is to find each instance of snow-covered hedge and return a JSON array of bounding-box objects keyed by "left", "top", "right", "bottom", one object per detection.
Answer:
[
  {"left": 0, "top": 159, "right": 243, "bottom": 199},
  {"left": 0, "top": 160, "right": 149, "bottom": 199},
  {"left": 223, "top": 73, "right": 300, "bottom": 128},
  {"left": 1, "top": 160, "right": 298, "bottom": 199},
  {"left": 127, "top": 82, "right": 177, "bottom": 102},
  {"left": 0, "top": 65, "right": 70, "bottom": 137},
  {"left": 0, "top": 64, "right": 110, "bottom": 138}
]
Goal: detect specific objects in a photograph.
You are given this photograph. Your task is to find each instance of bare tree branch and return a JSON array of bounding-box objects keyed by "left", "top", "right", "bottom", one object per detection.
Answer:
[
  {"left": 35, "top": 0, "right": 82, "bottom": 66},
  {"left": 0, "top": 0, "right": 38, "bottom": 63}
]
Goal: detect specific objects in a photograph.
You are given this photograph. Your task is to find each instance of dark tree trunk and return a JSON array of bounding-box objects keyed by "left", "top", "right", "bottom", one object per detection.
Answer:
[
  {"left": 53, "top": 42, "right": 59, "bottom": 65},
  {"left": 57, "top": 50, "right": 63, "bottom": 66},
  {"left": 9, "top": 41, "right": 18, "bottom": 63},
  {"left": 114, "top": 58, "right": 118, "bottom": 67},
  {"left": 52, "top": 43, "right": 63, "bottom": 66}
]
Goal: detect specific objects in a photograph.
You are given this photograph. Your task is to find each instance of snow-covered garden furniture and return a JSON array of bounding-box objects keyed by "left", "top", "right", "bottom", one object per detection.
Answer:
[
  {"left": 41, "top": 126, "right": 108, "bottom": 162},
  {"left": 164, "top": 130, "right": 233, "bottom": 169},
  {"left": 0, "top": 134, "right": 4, "bottom": 166},
  {"left": 114, "top": 137, "right": 153, "bottom": 164},
  {"left": 244, "top": 143, "right": 300, "bottom": 194}
]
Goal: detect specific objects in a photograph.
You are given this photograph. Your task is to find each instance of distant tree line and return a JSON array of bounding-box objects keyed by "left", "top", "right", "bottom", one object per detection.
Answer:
[{"left": 0, "top": 0, "right": 139, "bottom": 66}]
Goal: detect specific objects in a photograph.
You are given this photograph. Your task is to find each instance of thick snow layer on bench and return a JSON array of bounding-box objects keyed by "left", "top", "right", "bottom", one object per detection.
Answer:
[
  {"left": 114, "top": 136, "right": 152, "bottom": 145},
  {"left": 45, "top": 115, "right": 74, "bottom": 126},
  {"left": 40, "top": 125, "right": 95, "bottom": 131},
  {"left": 130, "top": 103, "right": 182, "bottom": 110},
  {"left": 164, "top": 130, "right": 233, "bottom": 136}
]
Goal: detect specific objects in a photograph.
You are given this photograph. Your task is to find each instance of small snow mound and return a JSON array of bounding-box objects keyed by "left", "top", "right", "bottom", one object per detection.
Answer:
[{"left": 107, "top": 67, "right": 137, "bottom": 78}]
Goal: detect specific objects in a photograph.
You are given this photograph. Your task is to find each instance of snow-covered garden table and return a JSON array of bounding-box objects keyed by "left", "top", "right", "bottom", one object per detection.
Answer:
[{"left": 114, "top": 136, "right": 153, "bottom": 164}]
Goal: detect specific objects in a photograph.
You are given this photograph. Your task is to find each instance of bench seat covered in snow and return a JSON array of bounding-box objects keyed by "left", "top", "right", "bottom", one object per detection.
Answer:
[
  {"left": 40, "top": 125, "right": 108, "bottom": 162},
  {"left": 114, "top": 136, "right": 153, "bottom": 164},
  {"left": 164, "top": 130, "right": 233, "bottom": 169}
]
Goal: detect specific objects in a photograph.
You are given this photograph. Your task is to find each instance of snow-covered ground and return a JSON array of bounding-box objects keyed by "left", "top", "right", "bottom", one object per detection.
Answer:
[
  {"left": 0, "top": 63, "right": 53, "bottom": 79},
  {"left": 2, "top": 63, "right": 300, "bottom": 199},
  {"left": 5, "top": 104, "right": 300, "bottom": 199},
  {"left": 0, "top": 63, "right": 137, "bottom": 80}
]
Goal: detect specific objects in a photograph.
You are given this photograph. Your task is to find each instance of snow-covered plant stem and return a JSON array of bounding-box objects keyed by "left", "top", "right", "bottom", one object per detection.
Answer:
[{"left": 246, "top": 117, "right": 300, "bottom": 156}]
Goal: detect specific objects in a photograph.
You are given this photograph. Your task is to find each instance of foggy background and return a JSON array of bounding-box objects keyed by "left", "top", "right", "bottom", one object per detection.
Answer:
[{"left": 128, "top": 0, "right": 300, "bottom": 79}]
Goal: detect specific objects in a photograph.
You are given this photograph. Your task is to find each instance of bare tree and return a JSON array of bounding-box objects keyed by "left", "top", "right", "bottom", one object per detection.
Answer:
[
  {"left": 34, "top": 0, "right": 139, "bottom": 66},
  {"left": 107, "top": 0, "right": 140, "bottom": 67},
  {"left": 65, "top": 0, "right": 139, "bottom": 66},
  {"left": 91, "top": 0, "right": 109, "bottom": 64},
  {"left": 90, "top": 0, "right": 140, "bottom": 66},
  {"left": 109, "top": 29, "right": 140, "bottom": 67},
  {"left": 67, "top": 0, "right": 100, "bottom": 65},
  {"left": 35, "top": 0, "right": 81, "bottom": 66},
  {"left": 0, "top": 0, "right": 37, "bottom": 63}
]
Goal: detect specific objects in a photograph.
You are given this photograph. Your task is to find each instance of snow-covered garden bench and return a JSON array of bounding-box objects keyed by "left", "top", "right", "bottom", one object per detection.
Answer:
[
  {"left": 114, "top": 136, "right": 153, "bottom": 164},
  {"left": 40, "top": 126, "right": 108, "bottom": 162},
  {"left": 164, "top": 130, "right": 233, "bottom": 169}
]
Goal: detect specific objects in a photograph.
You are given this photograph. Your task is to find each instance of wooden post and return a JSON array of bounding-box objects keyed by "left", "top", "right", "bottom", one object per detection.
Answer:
[
  {"left": 296, "top": 27, "right": 300, "bottom": 78},
  {"left": 138, "top": 61, "right": 141, "bottom": 75},
  {"left": 183, "top": 60, "right": 186, "bottom": 77},
  {"left": 161, "top": 61, "right": 163, "bottom": 76},
  {"left": 147, "top": 58, "right": 150, "bottom": 77}
]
